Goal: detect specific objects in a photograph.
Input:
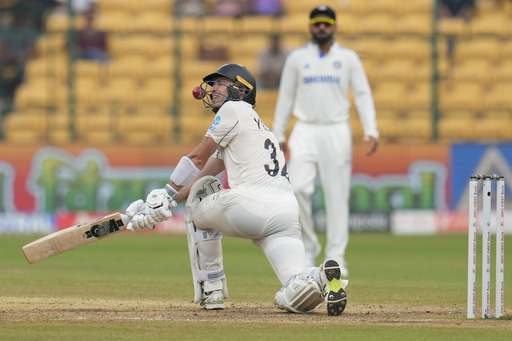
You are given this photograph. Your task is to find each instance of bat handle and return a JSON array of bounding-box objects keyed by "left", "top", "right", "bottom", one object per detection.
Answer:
[{"left": 120, "top": 214, "right": 131, "bottom": 226}]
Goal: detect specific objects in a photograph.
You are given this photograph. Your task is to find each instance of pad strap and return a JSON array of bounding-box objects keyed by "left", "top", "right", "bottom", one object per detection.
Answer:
[
  {"left": 170, "top": 156, "right": 201, "bottom": 186},
  {"left": 196, "top": 268, "right": 226, "bottom": 282},
  {"left": 193, "top": 229, "right": 222, "bottom": 244}
]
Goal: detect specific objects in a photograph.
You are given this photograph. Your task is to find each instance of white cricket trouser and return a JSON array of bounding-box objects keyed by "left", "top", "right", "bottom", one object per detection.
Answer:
[
  {"left": 193, "top": 187, "right": 307, "bottom": 285},
  {"left": 288, "top": 120, "right": 352, "bottom": 265}
]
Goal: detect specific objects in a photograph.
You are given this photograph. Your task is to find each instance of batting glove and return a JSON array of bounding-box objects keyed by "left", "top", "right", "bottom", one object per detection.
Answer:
[
  {"left": 144, "top": 188, "right": 176, "bottom": 223},
  {"left": 129, "top": 212, "right": 160, "bottom": 231},
  {"left": 125, "top": 199, "right": 151, "bottom": 232}
]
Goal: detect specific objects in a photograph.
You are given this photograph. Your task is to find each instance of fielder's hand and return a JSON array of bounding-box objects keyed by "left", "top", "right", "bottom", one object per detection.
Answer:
[{"left": 364, "top": 136, "right": 378, "bottom": 156}]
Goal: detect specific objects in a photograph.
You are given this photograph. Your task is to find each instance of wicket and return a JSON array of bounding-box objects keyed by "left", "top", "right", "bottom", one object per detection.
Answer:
[{"left": 467, "top": 174, "right": 505, "bottom": 319}]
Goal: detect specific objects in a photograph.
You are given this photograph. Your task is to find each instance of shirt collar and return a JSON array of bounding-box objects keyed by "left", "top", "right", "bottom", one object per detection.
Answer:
[{"left": 309, "top": 40, "right": 336, "bottom": 57}]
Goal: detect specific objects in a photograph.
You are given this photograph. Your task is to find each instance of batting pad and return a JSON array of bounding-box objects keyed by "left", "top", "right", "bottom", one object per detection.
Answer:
[
  {"left": 274, "top": 274, "right": 325, "bottom": 314},
  {"left": 184, "top": 176, "right": 228, "bottom": 302}
]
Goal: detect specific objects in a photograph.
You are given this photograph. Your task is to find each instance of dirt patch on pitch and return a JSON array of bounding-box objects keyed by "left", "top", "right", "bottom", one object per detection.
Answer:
[{"left": 0, "top": 296, "right": 510, "bottom": 328}]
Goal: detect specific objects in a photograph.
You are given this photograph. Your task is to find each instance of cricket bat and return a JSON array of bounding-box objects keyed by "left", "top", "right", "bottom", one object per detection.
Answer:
[{"left": 22, "top": 213, "right": 131, "bottom": 264}]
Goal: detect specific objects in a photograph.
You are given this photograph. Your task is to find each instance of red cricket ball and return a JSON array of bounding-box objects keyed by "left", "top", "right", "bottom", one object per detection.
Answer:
[{"left": 192, "top": 86, "right": 205, "bottom": 100}]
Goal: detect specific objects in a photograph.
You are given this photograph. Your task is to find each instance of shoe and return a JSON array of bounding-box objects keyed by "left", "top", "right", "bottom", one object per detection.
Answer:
[
  {"left": 320, "top": 260, "right": 347, "bottom": 316},
  {"left": 199, "top": 290, "right": 225, "bottom": 310}
]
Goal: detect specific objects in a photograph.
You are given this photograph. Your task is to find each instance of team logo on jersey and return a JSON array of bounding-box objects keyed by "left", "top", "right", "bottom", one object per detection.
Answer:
[
  {"left": 303, "top": 75, "right": 340, "bottom": 84},
  {"left": 333, "top": 61, "right": 342, "bottom": 69},
  {"left": 209, "top": 116, "right": 221, "bottom": 132}
]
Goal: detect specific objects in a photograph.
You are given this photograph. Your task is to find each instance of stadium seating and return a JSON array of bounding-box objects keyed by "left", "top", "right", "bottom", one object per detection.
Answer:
[
  {"left": 129, "top": 12, "right": 173, "bottom": 33},
  {"left": 351, "top": 38, "right": 388, "bottom": 62},
  {"left": 394, "top": 13, "right": 433, "bottom": 36},
  {"left": 400, "top": 0, "right": 435, "bottom": 15},
  {"left": 375, "top": 58, "right": 418, "bottom": 83},
  {"left": 450, "top": 58, "right": 494, "bottom": 84},
  {"left": 385, "top": 38, "right": 430, "bottom": 62},
  {"left": 241, "top": 16, "right": 277, "bottom": 34},
  {"left": 493, "top": 60, "right": 512, "bottom": 83},
  {"left": 284, "top": 0, "right": 323, "bottom": 15},
  {"left": 255, "top": 89, "right": 279, "bottom": 122},
  {"left": 94, "top": 11, "right": 131, "bottom": 33},
  {"left": 469, "top": 13, "right": 509, "bottom": 36},
  {"left": 438, "top": 117, "right": 474, "bottom": 141},
  {"left": 3, "top": 111, "right": 48, "bottom": 143},
  {"left": 472, "top": 117, "right": 511, "bottom": 141},
  {"left": 24, "top": 57, "right": 67, "bottom": 81},
  {"left": 484, "top": 83, "right": 512, "bottom": 111},
  {"left": 109, "top": 35, "right": 173, "bottom": 59},
  {"left": 138, "top": 78, "right": 174, "bottom": 106},
  {"left": 5, "top": 0, "right": 512, "bottom": 145},
  {"left": 95, "top": 0, "right": 129, "bottom": 13},
  {"left": 200, "top": 17, "right": 237, "bottom": 35},
  {"left": 438, "top": 82, "right": 486, "bottom": 111},
  {"left": 97, "top": 0, "right": 174, "bottom": 14},
  {"left": 143, "top": 0, "right": 174, "bottom": 13},
  {"left": 178, "top": 17, "right": 200, "bottom": 34},
  {"left": 372, "top": 81, "right": 409, "bottom": 111},
  {"left": 475, "top": 0, "right": 502, "bottom": 14},
  {"left": 118, "top": 113, "right": 173, "bottom": 145},
  {"left": 407, "top": 82, "right": 432, "bottom": 111},
  {"left": 399, "top": 117, "right": 432, "bottom": 140},
  {"left": 107, "top": 55, "right": 147, "bottom": 79},
  {"left": 452, "top": 38, "right": 502, "bottom": 63},
  {"left": 277, "top": 14, "right": 308, "bottom": 34},
  {"left": 375, "top": 117, "right": 402, "bottom": 141},
  {"left": 438, "top": 18, "right": 469, "bottom": 37},
  {"left": 34, "top": 33, "right": 66, "bottom": 58},
  {"left": 343, "top": 0, "right": 402, "bottom": 15},
  {"left": 356, "top": 14, "right": 395, "bottom": 35},
  {"left": 45, "top": 13, "right": 86, "bottom": 32},
  {"left": 75, "top": 111, "right": 117, "bottom": 143}
]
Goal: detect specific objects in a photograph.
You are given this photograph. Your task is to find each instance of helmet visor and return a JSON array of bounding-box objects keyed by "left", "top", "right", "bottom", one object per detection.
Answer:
[{"left": 199, "top": 79, "right": 252, "bottom": 109}]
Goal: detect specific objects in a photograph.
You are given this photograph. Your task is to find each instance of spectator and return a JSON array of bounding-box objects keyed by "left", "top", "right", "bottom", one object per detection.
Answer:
[
  {"left": 53, "top": 0, "right": 97, "bottom": 15},
  {"left": 0, "top": 0, "right": 55, "bottom": 138},
  {"left": 73, "top": 11, "right": 108, "bottom": 63},
  {"left": 11, "top": 0, "right": 57, "bottom": 30},
  {"left": 439, "top": 0, "right": 476, "bottom": 21},
  {"left": 250, "top": 0, "right": 284, "bottom": 16},
  {"left": 257, "top": 34, "right": 288, "bottom": 89},
  {"left": 210, "top": 0, "right": 250, "bottom": 17},
  {"left": 439, "top": 0, "right": 476, "bottom": 56},
  {"left": 0, "top": 14, "right": 38, "bottom": 103},
  {"left": 176, "top": 0, "right": 207, "bottom": 16},
  {"left": 198, "top": 40, "right": 229, "bottom": 61}
]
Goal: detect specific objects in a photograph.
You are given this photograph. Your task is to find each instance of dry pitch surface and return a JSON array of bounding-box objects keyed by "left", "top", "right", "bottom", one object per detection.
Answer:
[{"left": 2, "top": 296, "right": 507, "bottom": 328}]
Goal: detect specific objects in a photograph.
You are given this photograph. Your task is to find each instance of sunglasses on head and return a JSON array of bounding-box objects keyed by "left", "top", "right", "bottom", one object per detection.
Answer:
[{"left": 310, "top": 18, "right": 336, "bottom": 27}]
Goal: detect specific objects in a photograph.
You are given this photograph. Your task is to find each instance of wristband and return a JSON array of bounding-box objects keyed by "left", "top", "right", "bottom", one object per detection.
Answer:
[
  {"left": 170, "top": 156, "right": 200, "bottom": 186},
  {"left": 165, "top": 184, "right": 179, "bottom": 199}
]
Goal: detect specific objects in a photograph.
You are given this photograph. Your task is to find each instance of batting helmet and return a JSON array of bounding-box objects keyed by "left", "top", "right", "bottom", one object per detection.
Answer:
[{"left": 201, "top": 63, "right": 257, "bottom": 111}]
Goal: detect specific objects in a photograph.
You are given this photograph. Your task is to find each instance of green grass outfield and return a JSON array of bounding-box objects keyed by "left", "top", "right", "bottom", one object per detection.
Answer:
[{"left": 1, "top": 232, "right": 511, "bottom": 340}]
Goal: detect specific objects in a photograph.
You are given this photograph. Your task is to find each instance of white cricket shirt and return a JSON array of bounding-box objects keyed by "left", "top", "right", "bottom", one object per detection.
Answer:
[
  {"left": 206, "top": 101, "right": 292, "bottom": 195},
  {"left": 273, "top": 40, "right": 378, "bottom": 142}
]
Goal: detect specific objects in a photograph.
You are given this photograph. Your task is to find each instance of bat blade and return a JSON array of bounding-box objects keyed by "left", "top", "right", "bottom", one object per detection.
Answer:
[{"left": 22, "top": 212, "right": 130, "bottom": 264}]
